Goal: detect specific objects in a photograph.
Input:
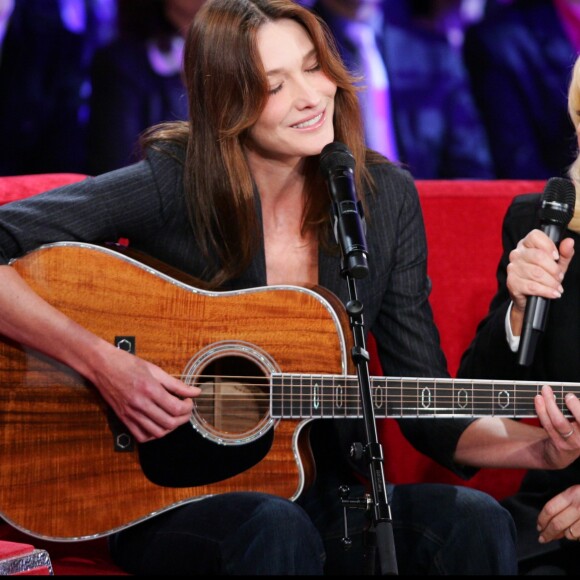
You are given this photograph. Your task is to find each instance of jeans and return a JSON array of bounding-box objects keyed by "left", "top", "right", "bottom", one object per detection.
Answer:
[
  {"left": 109, "top": 492, "right": 325, "bottom": 575},
  {"left": 300, "top": 478, "right": 518, "bottom": 575},
  {"left": 109, "top": 480, "right": 517, "bottom": 575}
]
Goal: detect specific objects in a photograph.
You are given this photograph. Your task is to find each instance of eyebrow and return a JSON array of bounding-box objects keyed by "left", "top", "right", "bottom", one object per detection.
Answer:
[{"left": 265, "top": 48, "right": 317, "bottom": 77}]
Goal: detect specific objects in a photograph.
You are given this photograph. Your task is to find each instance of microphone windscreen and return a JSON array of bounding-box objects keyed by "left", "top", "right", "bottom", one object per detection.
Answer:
[
  {"left": 319, "top": 141, "right": 355, "bottom": 175},
  {"left": 539, "top": 177, "right": 576, "bottom": 226}
]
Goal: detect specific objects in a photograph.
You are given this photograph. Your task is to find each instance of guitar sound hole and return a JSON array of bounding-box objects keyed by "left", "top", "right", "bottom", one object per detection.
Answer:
[{"left": 190, "top": 352, "right": 274, "bottom": 445}]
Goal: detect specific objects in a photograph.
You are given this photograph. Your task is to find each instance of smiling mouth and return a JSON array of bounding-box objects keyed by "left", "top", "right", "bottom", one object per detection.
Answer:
[{"left": 292, "top": 112, "right": 323, "bottom": 129}]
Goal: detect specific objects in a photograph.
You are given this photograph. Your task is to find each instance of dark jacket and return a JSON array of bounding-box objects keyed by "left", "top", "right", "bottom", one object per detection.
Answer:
[{"left": 458, "top": 191, "right": 580, "bottom": 562}]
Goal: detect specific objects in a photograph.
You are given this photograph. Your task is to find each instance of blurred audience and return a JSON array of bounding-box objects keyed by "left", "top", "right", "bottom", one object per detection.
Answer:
[
  {"left": 86, "top": 0, "right": 205, "bottom": 175},
  {"left": 310, "top": 0, "right": 495, "bottom": 179},
  {"left": 463, "top": 0, "right": 578, "bottom": 179},
  {"left": 388, "top": 0, "right": 488, "bottom": 48},
  {"left": 2, "top": 0, "right": 574, "bottom": 181},
  {"left": 0, "top": 0, "right": 112, "bottom": 175}
]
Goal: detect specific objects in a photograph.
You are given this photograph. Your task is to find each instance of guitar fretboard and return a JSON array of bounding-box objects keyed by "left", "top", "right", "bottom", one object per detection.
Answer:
[{"left": 270, "top": 375, "right": 577, "bottom": 419}]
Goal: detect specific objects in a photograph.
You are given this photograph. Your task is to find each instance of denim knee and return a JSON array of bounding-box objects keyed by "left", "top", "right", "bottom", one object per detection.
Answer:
[{"left": 223, "top": 494, "right": 326, "bottom": 575}]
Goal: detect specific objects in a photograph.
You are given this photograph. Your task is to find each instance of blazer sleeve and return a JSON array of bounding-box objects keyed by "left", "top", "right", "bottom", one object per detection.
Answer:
[{"left": 457, "top": 193, "right": 542, "bottom": 380}]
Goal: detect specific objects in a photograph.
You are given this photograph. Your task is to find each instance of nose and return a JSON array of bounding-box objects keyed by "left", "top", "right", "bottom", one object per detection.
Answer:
[{"left": 292, "top": 73, "right": 321, "bottom": 109}]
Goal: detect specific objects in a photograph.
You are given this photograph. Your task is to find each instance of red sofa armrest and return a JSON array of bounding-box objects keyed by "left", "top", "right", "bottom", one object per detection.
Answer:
[{"left": 0, "top": 173, "right": 88, "bottom": 204}]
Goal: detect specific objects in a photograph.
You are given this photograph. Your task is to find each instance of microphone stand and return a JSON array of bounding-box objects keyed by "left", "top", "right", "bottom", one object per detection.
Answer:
[
  {"left": 337, "top": 256, "right": 398, "bottom": 576},
  {"left": 319, "top": 140, "right": 397, "bottom": 574}
]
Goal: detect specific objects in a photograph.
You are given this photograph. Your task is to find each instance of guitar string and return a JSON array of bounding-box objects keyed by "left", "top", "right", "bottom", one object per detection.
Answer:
[
  {"left": 176, "top": 372, "right": 576, "bottom": 390},
  {"left": 183, "top": 375, "right": 576, "bottom": 398},
  {"left": 184, "top": 376, "right": 572, "bottom": 413}
]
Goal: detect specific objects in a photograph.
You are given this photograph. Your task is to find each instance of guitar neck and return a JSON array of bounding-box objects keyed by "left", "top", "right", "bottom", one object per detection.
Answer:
[{"left": 271, "top": 374, "right": 578, "bottom": 419}]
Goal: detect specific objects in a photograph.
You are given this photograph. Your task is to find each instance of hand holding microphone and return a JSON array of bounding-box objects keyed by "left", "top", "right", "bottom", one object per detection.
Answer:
[
  {"left": 319, "top": 141, "right": 369, "bottom": 279},
  {"left": 517, "top": 177, "right": 576, "bottom": 366}
]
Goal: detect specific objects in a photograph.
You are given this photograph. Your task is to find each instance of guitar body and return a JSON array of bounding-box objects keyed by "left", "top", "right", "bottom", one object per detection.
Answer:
[{"left": 0, "top": 243, "right": 353, "bottom": 541}]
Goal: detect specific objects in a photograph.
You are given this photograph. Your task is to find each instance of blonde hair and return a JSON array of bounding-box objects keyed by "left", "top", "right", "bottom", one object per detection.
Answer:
[{"left": 567, "top": 56, "right": 580, "bottom": 233}]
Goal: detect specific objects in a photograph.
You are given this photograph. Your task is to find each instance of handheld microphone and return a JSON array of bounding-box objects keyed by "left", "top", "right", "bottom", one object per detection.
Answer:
[
  {"left": 319, "top": 141, "right": 369, "bottom": 279},
  {"left": 517, "top": 177, "right": 576, "bottom": 366}
]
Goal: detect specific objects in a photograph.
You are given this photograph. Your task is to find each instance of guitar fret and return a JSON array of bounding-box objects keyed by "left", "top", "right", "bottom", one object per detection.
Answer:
[
  {"left": 352, "top": 375, "right": 361, "bottom": 417},
  {"left": 320, "top": 375, "right": 333, "bottom": 417},
  {"left": 437, "top": 378, "right": 452, "bottom": 415},
  {"left": 398, "top": 378, "right": 416, "bottom": 417},
  {"left": 528, "top": 383, "right": 541, "bottom": 414},
  {"left": 297, "top": 374, "right": 306, "bottom": 419},
  {"left": 555, "top": 383, "right": 565, "bottom": 414},
  {"left": 472, "top": 381, "right": 490, "bottom": 415},
  {"left": 271, "top": 374, "right": 281, "bottom": 417},
  {"left": 383, "top": 377, "right": 402, "bottom": 417},
  {"left": 287, "top": 374, "right": 293, "bottom": 418}
]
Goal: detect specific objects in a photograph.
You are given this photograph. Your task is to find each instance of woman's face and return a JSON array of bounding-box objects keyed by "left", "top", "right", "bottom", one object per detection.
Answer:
[{"left": 246, "top": 18, "right": 336, "bottom": 163}]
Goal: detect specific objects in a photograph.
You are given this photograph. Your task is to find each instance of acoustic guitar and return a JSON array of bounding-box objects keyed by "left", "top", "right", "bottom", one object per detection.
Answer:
[{"left": 0, "top": 243, "right": 574, "bottom": 541}]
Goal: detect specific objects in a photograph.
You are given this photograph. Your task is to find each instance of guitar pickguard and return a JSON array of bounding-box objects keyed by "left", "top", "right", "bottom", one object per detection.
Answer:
[{"left": 140, "top": 340, "right": 279, "bottom": 487}]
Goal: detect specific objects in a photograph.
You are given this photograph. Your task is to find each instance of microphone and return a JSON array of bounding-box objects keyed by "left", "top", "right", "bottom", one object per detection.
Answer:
[
  {"left": 517, "top": 177, "right": 576, "bottom": 366},
  {"left": 319, "top": 141, "right": 369, "bottom": 279}
]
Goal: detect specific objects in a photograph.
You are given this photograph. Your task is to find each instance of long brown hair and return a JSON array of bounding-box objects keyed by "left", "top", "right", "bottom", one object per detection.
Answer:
[{"left": 142, "top": 0, "right": 384, "bottom": 288}]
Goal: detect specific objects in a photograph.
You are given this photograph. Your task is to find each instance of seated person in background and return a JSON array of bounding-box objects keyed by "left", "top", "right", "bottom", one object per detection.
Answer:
[
  {"left": 462, "top": 0, "right": 579, "bottom": 179},
  {"left": 0, "top": 0, "right": 104, "bottom": 175},
  {"left": 309, "top": 0, "right": 495, "bottom": 179},
  {"left": 1, "top": 0, "right": 580, "bottom": 575},
  {"left": 87, "top": 0, "right": 206, "bottom": 175},
  {"left": 457, "top": 52, "right": 580, "bottom": 576},
  {"left": 385, "top": 0, "right": 489, "bottom": 49}
]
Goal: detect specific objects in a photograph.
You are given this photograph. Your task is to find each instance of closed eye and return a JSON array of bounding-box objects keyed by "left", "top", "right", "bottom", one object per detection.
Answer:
[
  {"left": 268, "top": 64, "right": 321, "bottom": 95},
  {"left": 306, "top": 63, "right": 322, "bottom": 73}
]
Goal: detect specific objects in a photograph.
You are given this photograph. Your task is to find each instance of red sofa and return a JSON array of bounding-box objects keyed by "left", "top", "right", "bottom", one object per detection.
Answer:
[{"left": 0, "top": 174, "right": 546, "bottom": 574}]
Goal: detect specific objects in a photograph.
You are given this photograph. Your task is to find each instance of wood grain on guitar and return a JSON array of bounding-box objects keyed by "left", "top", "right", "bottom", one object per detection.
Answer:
[{"left": 0, "top": 242, "right": 351, "bottom": 541}]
